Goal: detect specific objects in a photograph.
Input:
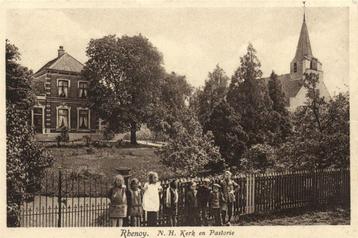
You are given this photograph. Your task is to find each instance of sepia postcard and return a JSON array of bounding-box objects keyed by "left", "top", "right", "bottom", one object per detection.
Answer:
[{"left": 1, "top": 0, "right": 357, "bottom": 238}]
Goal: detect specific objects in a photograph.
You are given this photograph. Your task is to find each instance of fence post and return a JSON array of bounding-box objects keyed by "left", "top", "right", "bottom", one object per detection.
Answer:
[{"left": 58, "top": 168, "right": 62, "bottom": 227}]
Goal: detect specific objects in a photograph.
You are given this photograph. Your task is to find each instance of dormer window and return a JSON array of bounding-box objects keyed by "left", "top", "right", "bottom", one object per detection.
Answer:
[
  {"left": 58, "top": 79, "right": 69, "bottom": 97},
  {"left": 78, "top": 81, "right": 88, "bottom": 98},
  {"left": 293, "top": 62, "right": 297, "bottom": 73}
]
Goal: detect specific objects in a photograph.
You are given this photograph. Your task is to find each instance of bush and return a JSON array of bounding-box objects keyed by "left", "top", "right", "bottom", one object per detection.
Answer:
[
  {"left": 241, "top": 144, "right": 276, "bottom": 172},
  {"left": 7, "top": 105, "right": 53, "bottom": 226},
  {"left": 157, "top": 117, "right": 223, "bottom": 176},
  {"left": 103, "top": 129, "right": 115, "bottom": 140}
]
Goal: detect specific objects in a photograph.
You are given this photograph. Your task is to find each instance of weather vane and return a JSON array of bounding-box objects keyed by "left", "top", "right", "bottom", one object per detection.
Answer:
[{"left": 303, "top": 1, "right": 306, "bottom": 21}]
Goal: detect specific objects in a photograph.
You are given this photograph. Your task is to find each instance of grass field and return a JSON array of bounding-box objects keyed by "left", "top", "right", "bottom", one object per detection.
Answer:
[
  {"left": 236, "top": 207, "right": 350, "bottom": 225},
  {"left": 48, "top": 144, "right": 174, "bottom": 182}
]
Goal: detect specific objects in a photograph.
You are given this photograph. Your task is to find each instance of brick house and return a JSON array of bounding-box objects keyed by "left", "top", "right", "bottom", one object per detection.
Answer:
[{"left": 31, "top": 46, "right": 101, "bottom": 139}]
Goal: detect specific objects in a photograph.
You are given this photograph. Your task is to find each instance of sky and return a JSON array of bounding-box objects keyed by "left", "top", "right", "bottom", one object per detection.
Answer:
[{"left": 6, "top": 7, "right": 349, "bottom": 95}]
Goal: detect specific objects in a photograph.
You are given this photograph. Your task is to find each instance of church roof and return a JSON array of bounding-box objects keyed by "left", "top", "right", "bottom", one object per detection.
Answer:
[
  {"left": 263, "top": 73, "right": 303, "bottom": 98},
  {"left": 34, "top": 51, "right": 84, "bottom": 76},
  {"left": 294, "top": 16, "right": 313, "bottom": 61}
]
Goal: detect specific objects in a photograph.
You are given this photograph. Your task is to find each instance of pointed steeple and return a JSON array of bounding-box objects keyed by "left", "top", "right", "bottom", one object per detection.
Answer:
[{"left": 294, "top": 4, "right": 313, "bottom": 60}]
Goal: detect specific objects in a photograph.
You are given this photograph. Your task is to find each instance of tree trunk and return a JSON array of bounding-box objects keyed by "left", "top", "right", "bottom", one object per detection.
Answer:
[{"left": 130, "top": 123, "right": 137, "bottom": 145}]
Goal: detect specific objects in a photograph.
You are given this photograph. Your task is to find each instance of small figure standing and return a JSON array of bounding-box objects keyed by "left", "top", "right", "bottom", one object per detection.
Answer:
[
  {"left": 108, "top": 174, "right": 127, "bottom": 227},
  {"left": 185, "top": 181, "right": 200, "bottom": 226},
  {"left": 165, "top": 179, "right": 178, "bottom": 226},
  {"left": 210, "top": 183, "right": 224, "bottom": 226},
  {"left": 142, "top": 171, "right": 162, "bottom": 226},
  {"left": 220, "top": 170, "right": 238, "bottom": 225},
  {"left": 127, "top": 178, "right": 143, "bottom": 226},
  {"left": 197, "top": 178, "right": 211, "bottom": 226}
]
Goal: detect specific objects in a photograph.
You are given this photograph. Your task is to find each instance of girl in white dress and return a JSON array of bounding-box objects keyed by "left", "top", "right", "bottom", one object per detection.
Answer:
[{"left": 142, "top": 171, "right": 162, "bottom": 226}]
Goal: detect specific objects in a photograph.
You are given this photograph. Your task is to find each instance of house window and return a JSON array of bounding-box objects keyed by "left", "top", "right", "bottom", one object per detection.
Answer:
[
  {"left": 78, "top": 109, "right": 89, "bottom": 129},
  {"left": 78, "top": 82, "right": 88, "bottom": 98},
  {"left": 58, "top": 108, "right": 69, "bottom": 128},
  {"left": 58, "top": 80, "right": 69, "bottom": 97},
  {"left": 293, "top": 63, "right": 297, "bottom": 73}
]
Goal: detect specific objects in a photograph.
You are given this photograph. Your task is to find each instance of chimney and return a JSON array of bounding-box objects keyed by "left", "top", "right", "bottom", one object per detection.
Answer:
[{"left": 58, "top": 46, "right": 65, "bottom": 57}]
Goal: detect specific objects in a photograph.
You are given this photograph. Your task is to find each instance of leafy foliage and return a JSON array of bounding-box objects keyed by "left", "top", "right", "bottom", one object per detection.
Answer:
[
  {"left": 83, "top": 34, "right": 165, "bottom": 144},
  {"left": 266, "top": 71, "right": 292, "bottom": 145},
  {"left": 147, "top": 72, "right": 193, "bottom": 139},
  {"left": 204, "top": 101, "right": 248, "bottom": 166},
  {"left": 277, "top": 73, "right": 349, "bottom": 170},
  {"left": 157, "top": 113, "right": 223, "bottom": 176},
  {"left": 6, "top": 40, "right": 53, "bottom": 226},
  {"left": 241, "top": 144, "right": 276, "bottom": 172},
  {"left": 227, "top": 43, "right": 273, "bottom": 146},
  {"left": 197, "top": 65, "right": 229, "bottom": 128}
]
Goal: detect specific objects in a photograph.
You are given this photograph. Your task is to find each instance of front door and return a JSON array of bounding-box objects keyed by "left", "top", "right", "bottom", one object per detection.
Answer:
[{"left": 33, "top": 107, "right": 43, "bottom": 134}]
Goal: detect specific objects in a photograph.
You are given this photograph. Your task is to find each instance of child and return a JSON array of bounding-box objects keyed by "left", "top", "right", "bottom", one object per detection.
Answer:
[
  {"left": 165, "top": 179, "right": 178, "bottom": 226},
  {"left": 108, "top": 174, "right": 127, "bottom": 227},
  {"left": 197, "top": 178, "right": 211, "bottom": 226},
  {"left": 185, "top": 181, "right": 200, "bottom": 226},
  {"left": 127, "top": 178, "right": 143, "bottom": 226},
  {"left": 210, "top": 183, "right": 223, "bottom": 226},
  {"left": 220, "top": 170, "right": 238, "bottom": 225},
  {"left": 142, "top": 171, "right": 162, "bottom": 226}
]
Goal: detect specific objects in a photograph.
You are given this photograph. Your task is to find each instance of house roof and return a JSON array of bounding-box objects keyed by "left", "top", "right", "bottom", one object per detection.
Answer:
[{"left": 34, "top": 52, "right": 84, "bottom": 76}]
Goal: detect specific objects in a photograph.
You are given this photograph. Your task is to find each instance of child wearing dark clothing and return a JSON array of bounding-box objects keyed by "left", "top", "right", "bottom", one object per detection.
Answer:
[
  {"left": 197, "top": 178, "right": 211, "bottom": 226},
  {"left": 165, "top": 180, "right": 178, "bottom": 226},
  {"left": 127, "top": 178, "right": 143, "bottom": 226},
  {"left": 185, "top": 181, "right": 200, "bottom": 226},
  {"left": 210, "top": 183, "right": 224, "bottom": 226}
]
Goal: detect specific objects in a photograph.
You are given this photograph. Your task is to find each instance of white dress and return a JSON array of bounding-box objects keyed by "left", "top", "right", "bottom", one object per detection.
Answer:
[{"left": 142, "top": 182, "right": 162, "bottom": 212}]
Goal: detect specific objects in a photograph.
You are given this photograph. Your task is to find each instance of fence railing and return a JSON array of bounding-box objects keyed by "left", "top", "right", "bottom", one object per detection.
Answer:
[{"left": 19, "top": 168, "right": 350, "bottom": 227}]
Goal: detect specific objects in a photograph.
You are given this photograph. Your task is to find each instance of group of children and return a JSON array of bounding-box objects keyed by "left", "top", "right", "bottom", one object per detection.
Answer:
[{"left": 108, "top": 170, "right": 238, "bottom": 227}]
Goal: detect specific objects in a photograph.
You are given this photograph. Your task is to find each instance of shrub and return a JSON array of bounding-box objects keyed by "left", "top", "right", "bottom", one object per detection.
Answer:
[{"left": 241, "top": 144, "right": 276, "bottom": 172}]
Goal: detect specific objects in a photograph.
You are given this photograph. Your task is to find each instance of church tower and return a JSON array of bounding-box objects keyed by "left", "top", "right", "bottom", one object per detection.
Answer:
[{"left": 289, "top": 6, "right": 323, "bottom": 82}]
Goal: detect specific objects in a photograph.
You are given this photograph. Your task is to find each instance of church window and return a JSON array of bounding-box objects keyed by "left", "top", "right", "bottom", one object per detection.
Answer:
[
  {"left": 293, "top": 63, "right": 297, "bottom": 73},
  {"left": 310, "top": 58, "right": 318, "bottom": 70},
  {"left": 78, "top": 82, "right": 88, "bottom": 98},
  {"left": 58, "top": 80, "right": 69, "bottom": 97},
  {"left": 78, "top": 109, "right": 90, "bottom": 129}
]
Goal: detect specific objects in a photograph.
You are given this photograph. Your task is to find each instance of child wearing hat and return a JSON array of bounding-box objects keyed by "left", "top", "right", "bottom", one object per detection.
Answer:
[{"left": 210, "top": 183, "right": 224, "bottom": 226}]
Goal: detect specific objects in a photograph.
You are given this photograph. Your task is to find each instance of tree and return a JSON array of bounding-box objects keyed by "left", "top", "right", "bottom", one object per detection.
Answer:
[
  {"left": 6, "top": 40, "right": 53, "bottom": 226},
  {"left": 198, "top": 65, "right": 229, "bottom": 128},
  {"left": 147, "top": 72, "right": 193, "bottom": 139},
  {"left": 277, "top": 73, "right": 349, "bottom": 170},
  {"left": 204, "top": 100, "right": 248, "bottom": 166},
  {"left": 6, "top": 40, "right": 34, "bottom": 109},
  {"left": 266, "top": 71, "right": 292, "bottom": 145},
  {"left": 227, "top": 43, "right": 273, "bottom": 146},
  {"left": 83, "top": 34, "right": 165, "bottom": 144},
  {"left": 157, "top": 114, "right": 223, "bottom": 176}
]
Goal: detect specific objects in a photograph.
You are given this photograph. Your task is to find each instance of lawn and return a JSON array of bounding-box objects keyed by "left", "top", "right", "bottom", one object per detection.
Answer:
[
  {"left": 47, "top": 144, "right": 174, "bottom": 182},
  {"left": 236, "top": 207, "right": 350, "bottom": 225}
]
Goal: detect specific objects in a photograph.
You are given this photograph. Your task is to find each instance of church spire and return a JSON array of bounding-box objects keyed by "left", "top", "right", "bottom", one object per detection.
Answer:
[{"left": 294, "top": 1, "right": 312, "bottom": 60}]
